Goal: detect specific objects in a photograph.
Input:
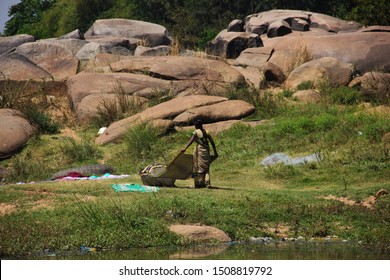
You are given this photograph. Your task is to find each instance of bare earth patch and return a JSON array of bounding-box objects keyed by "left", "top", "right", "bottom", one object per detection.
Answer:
[
  {"left": 321, "top": 189, "right": 389, "bottom": 209},
  {"left": 266, "top": 223, "right": 291, "bottom": 238},
  {"left": 59, "top": 128, "right": 81, "bottom": 141},
  {"left": 1, "top": 189, "right": 97, "bottom": 215},
  {"left": 0, "top": 203, "right": 17, "bottom": 216}
]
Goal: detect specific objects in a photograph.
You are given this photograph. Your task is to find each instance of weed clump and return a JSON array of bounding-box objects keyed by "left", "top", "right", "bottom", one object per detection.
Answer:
[
  {"left": 92, "top": 82, "right": 146, "bottom": 128},
  {"left": 61, "top": 137, "right": 102, "bottom": 163},
  {"left": 286, "top": 44, "right": 314, "bottom": 75},
  {"left": 0, "top": 78, "right": 61, "bottom": 134}
]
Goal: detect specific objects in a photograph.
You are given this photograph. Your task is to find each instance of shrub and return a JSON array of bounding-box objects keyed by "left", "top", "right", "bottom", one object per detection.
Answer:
[
  {"left": 92, "top": 83, "right": 145, "bottom": 128},
  {"left": 286, "top": 44, "right": 314, "bottom": 75},
  {"left": 61, "top": 137, "right": 102, "bottom": 163},
  {"left": 314, "top": 114, "right": 338, "bottom": 132},
  {"left": 273, "top": 117, "right": 317, "bottom": 137},
  {"left": 359, "top": 72, "right": 390, "bottom": 105},
  {"left": 7, "top": 154, "right": 53, "bottom": 182},
  {"left": 19, "top": 105, "right": 61, "bottom": 134},
  {"left": 328, "top": 86, "right": 362, "bottom": 105},
  {"left": 226, "top": 85, "right": 283, "bottom": 119},
  {"left": 198, "top": 28, "right": 218, "bottom": 51},
  {"left": 296, "top": 81, "right": 315, "bottom": 91},
  {"left": 281, "top": 88, "right": 294, "bottom": 98},
  {"left": 147, "top": 88, "right": 175, "bottom": 108},
  {"left": 0, "top": 78, "right": 61, "bottom": 134},
  {"left": 123, "top": 124, "right": 167, "bottom": 169}
]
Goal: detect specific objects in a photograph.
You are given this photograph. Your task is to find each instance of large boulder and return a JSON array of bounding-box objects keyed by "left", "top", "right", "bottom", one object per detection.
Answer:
[
  {"left": 110, "top": 56, "right": 246, "bottom": 86},
  {"left": 293, "top": 89, "right": 322, "bottom": 103},
  {"left": 350, "top": 72, "right": 390, "bottom": 103},
  {"left": 267, "top": 20, "right": 292, "bottom": 38},
  {"left": 285, "top": 57, "right": 353, "bottom": 89},
  {"left": 0, "top": 109, "right": 35, "bottom": 159},
  {"left": 169, "top": 224, "right": 231, "bottom": 243},
  {"left": 84, "top": 19, "right": 171, "bottom": 47},
  {"left": 41, "top": 38, "right": 88, "bottom": 55},
  {"left": 235, "top": 47, "right": 274, "bottom": 68},
  {"left": 0, "top": 34, "right": 35, "bottom": 55},
  {"left": 58, "top": 29, "right": 85, "bottom": 40},
  {"left": 76, "top": 41, "right": 133, "bottom": 61},
  {"left": 173, "top": 100, "right": 255, "bottom": 125},
  {"left": 67, "top": 72, "right": 174, "bottom": 115},
  {"left": 291, "top": 18, "right": 310, "bottom": 32},
  {"left": 262, "top": 61, "right": 285, "bottom": 83},
  {"left": 232, "top": 66, "right": 264, "bottom": 88},
  {"left": 177, "top": 119, "right": 265, "bottom": 134},
  {"left": 359, "top": 26, "right": 390, "bottom": 33},
  {"left": 245, "top": 10, "right": 360, "bottom": 36},
  {"left": 134, "top": 45, "right": 171, "bottom": 56},
  {"left": 245, "top": 10, "right": 310, "bottom": 35},
  {"left": 227, "top": 19, "right": 244, "bottom": 32},
  {"left": 205, "top": 31, "right": 263, "bottom": 59},
  {"left": 309, "top": 12, "right": 361, "bottom": 32},
  {"left": 15, "top": 41, "right": 79, "bottom": 81},
  {"left": 76, "top": 93, "right": 148, "bottom": 123},
  {"left": 0, "top": 53, "right": 52, "bottom": 81},
  {"left": 266, "top": 32, "right": 390, "bottom": 74},
  {"left": 95, "top": 95, "right": 228, "bottom": 144}
]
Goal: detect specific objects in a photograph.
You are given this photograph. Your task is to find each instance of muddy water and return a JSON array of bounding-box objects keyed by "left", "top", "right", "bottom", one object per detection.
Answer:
[{"left": 33, "top": 241, "right": 389, "bottom": 260}]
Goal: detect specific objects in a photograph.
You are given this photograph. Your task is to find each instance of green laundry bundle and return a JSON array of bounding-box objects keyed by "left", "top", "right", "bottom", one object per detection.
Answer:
[{"left": 111, "top": 183, "right": 160, "bottom": 193}]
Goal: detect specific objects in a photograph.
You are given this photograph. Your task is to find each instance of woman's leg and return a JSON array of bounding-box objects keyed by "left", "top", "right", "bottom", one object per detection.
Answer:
[
  {"left": 205, "top": 171, "right": 210, "bottom": 188},
  {"left": 194, "top": 172, "right": 206, "bottom": 188}
]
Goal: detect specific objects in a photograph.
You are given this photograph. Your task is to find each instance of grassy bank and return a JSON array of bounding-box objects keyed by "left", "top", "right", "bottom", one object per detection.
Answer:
[{"left": 0, "top": 88, "right": 389, "bottom": 259}]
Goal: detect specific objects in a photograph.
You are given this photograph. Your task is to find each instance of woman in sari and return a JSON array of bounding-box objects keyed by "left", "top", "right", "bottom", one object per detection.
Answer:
[{"left": 181, "top": 120, "right": 218, "bottom": 188}]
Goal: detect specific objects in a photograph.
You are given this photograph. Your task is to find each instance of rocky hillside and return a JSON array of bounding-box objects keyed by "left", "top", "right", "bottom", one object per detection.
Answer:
[{"left": 1, "top": 10, "right": 389, "bottom": 158}]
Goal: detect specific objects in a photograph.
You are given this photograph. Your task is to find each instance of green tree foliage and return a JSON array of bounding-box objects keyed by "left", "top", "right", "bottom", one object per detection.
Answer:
[
  {"left": 4, "top": 0, "right": 389, "bottom": 45},
  {"left": 347, "top": 0, "right": 390, "bottom": 26},
  {"left": 4, "top": 0, "right": 54, "bottom": 37}
]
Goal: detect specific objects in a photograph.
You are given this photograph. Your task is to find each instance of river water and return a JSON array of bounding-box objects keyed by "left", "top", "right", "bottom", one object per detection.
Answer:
[{"left": 32, "top": 240, "right": 389, "bottom": 260}]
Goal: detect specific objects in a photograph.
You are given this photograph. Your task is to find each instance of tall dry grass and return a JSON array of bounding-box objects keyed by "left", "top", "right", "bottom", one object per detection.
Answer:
[{"left": 285, "top": 44, "right": 314, "bottom": 75}]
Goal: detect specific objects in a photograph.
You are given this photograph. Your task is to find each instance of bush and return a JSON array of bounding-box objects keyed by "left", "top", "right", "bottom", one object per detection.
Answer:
[
  {"left": 273, "top": 117, "right": 317, "bottom": 137},
  {"left": 198, "top": 28, "right": 218, "bottom": 50},
  {"left": 61, "top": 137, "right": 102, "bottom": 163},
  {"left": 92, "top": 83, "right": 145, "bottom": 128},
  {"left": 286, "top": 44, "right": 314, "bottom": 75},
  {"left": 226, "top": 86, "right": 283, "bottom": 119},
  {"left": 328, "top": 86, "right": 362, "bottom": 105},
  {"left": 0, "top": 78, "right": 61, "bottom": 134},
  {"left": 7, "top": 154, "right": 53, "bottom": 182},
  {"left": 314, "top": 114, "right": 339, "bottom": 131},
  {"left": 296, "top": 81, "right": 315, "bottom": 91},
  {"left": 19, "top": 106, "right": 61, "bottom": 134},
  {"left": 123, "top": 124, "right": 167, "bottom": 170},
  {"left": 359, "top": 72, "right": 390, "bottom": 105}
]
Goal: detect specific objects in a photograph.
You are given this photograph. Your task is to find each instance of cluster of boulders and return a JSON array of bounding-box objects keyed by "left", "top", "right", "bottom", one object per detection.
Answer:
[
  {"left": 1, "top": 11, "right": 389, "bottom": 158},
  {"left": 207, "top": 10, "right": 390, "bottom": 89}
]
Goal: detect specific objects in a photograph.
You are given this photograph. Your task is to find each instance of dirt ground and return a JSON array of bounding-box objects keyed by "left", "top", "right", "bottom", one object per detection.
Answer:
[{"left": 321, "top": 189, "right": 389, "bottom": 209}]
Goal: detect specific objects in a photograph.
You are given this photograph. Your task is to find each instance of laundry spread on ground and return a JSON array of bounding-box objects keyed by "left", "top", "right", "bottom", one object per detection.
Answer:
[
  {"left": 111, "top": 183, "right": 160, "bottom": 193},
  {"left": 261, "top": 152, "right": 322, "bottom": 166},
  {"left": 54, "top": 173, "right": 129, "bottom": 182}
]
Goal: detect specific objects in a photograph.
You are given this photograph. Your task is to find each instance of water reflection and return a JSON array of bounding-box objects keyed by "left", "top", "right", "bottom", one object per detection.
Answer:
[{"left": 32, "top": 241, "right": 389, "bottom": 260}]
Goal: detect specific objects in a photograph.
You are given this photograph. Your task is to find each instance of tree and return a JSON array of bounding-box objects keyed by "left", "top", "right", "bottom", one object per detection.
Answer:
[
  {"left": 347, "top": 0, "right": 390, "bottom": 26},
  {"left": 4, "top": 0, "right": 54, "bottom": 37}
]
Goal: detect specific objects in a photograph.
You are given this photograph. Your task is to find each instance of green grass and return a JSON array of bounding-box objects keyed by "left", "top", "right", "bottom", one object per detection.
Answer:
[{"left": 0, "top": 85, "right": 389, "bottom": 258}]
